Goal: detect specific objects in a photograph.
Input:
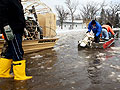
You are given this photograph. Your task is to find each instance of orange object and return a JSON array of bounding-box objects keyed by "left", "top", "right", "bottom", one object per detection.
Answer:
[
  {"left": 2, "top": 34, "right": 5, "bottom": 39},
  {"left": 102, "top": 25, "right": 115, "bottom": 35}
]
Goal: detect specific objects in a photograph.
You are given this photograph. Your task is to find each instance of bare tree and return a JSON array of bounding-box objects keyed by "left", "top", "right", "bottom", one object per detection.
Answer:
[
  {"left": 98, "top": 0, "right": 107, "bottom": 25},
  {"left": 105, "top": 2, "right": 120, "bottom": 27},
  {"left": 115, "top": 13, "right": 119, "bottom": 27},
  {"left": 55, "top": 5, "right": 69, "bottom": 29},
  {"left": 65, "top": 0, "right": 79, "bottom": 29},
  {"left": 80, "top": 1, "right": 101, "bottom": 24},
  {"left": 99, "top": 8, "right": 106, "bottom": 25}
]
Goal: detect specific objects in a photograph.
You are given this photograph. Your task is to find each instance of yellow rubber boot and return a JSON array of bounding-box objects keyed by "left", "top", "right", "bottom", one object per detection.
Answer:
[
  {"left": 13, "top": 60, "right": 32, "bottom": 80},
  {"left": 0, "top": 58, "right": 13, "bottom": 78}
]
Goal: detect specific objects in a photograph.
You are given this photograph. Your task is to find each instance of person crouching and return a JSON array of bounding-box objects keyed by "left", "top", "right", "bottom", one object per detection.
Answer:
[{"left": 86, "top": 20, "right": 102, "bottom": 43}]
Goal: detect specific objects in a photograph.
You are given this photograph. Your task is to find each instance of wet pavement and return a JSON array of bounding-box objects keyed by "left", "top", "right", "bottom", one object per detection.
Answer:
[{"left": 1, "top": 30, "right": 120, "bottom": 90}]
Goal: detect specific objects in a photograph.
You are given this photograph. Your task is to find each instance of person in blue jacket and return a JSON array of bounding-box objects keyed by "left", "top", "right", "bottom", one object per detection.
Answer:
[{"left": 86, "top": 20, "right": 102, "bottom": 43}]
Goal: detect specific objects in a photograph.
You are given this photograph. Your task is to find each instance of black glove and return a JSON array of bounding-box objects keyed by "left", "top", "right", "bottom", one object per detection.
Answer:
[{"left": 86, "top": 31, "right": 89, "bottom": 33}]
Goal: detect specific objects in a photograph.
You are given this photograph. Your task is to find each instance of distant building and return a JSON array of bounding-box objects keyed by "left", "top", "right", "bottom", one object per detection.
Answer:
[{"left": 57, "top": 20, "right": 87, "bottom": 30}]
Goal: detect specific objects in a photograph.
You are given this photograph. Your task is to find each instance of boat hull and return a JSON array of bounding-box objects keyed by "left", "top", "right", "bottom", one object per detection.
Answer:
[
  {"left": 78, "top": 38, "right": 115, "bottom": 49},
  {"left": 91, "top": 38, "right": 115, "bottom": 49}
]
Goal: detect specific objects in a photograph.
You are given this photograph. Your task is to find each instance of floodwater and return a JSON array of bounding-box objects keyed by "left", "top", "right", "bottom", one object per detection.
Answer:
[{"left": 1, "top": 30, "right": 120, "bottom": 90}]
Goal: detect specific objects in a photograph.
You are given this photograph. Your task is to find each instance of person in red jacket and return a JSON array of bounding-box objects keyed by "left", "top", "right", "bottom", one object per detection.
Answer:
[{"left": 102, "top": 23, "right": 115, "bottom": 40}]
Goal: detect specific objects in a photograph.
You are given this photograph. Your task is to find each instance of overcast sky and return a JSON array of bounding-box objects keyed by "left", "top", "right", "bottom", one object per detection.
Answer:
[{"left": 40, "top": 0, "right": 120, "bottom": 14}]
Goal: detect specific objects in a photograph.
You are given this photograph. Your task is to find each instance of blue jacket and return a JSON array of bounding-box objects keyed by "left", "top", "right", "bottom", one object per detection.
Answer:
[{"left": 88, "top": 21, "right": 102, "bottom": 37}]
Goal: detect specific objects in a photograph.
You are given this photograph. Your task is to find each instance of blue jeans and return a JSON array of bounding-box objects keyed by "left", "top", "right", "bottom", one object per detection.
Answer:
[
  {"left": 108, "top": 32, "right": 111, "bottom": 38},
  {"left": 102, "top": 28, "right": 109, "bottom": 40},
  {"left": 4, "top": 33, "right": 24, "bottom": 61}
]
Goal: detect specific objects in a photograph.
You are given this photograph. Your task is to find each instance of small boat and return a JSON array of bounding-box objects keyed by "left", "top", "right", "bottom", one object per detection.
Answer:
[
  {"left": 91, "top": 38, "right": 115, "bottom": 49},
  {"left": 78, "top": 33, "right": 116, "bottom": 49}
]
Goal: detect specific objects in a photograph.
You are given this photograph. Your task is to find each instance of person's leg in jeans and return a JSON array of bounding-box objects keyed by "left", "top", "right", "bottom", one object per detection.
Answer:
[
  {"left": 108, "top": 32, "right": 112, "bottom": 39},
  {"left": 4, "top": 33, "right": 32, "bottom": 80},
  {"left": 102, "top": 28, "right": 109, "bottom": 40},
  {"left": 5, "top": 34, "right": 23, "bottom": 61}
]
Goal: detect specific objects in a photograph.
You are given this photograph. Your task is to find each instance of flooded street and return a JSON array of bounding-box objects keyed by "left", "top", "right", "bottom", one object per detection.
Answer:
[{"left": 1, "top": 30, "right": 120, "bottom": 90}]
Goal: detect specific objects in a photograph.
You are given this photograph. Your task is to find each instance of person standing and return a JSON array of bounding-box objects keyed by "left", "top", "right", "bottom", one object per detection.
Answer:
[
  {"left": 0, "top": 0, "right": 32, "bottom": 80},
  {"left": 86, "top": 20, "right": 102, "bottom": 43}
]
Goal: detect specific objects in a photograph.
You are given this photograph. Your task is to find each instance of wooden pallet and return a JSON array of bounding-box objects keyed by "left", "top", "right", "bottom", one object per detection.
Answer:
[{"left": 0, "top": 38, "right": 58, "bottom": 54}]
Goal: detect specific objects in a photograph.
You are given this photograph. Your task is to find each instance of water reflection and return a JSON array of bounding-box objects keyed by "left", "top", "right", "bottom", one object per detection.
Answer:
[
  {"left": 0, "top": 30, "right": 120, "bottom": 90},
  {"left": 78, "top": 48, "right": 103, "bottom": 84},
  {"left": 13, "top": 81, "right": 28, "bottom": 90},
  {"left": 0, "top": 79, "right": 13, "bottom": 90},
  {"left": 87, "top": 58, "right": 102, "bottom": 84},
  {"left": 24, "top": 49, "right": 57, "bottom": 76},
  {"left": 23, "top": 49, "right": 58, "bottom": 90},
  {"left": 0, "top": 79, "right": 29, "bottom": 90}
]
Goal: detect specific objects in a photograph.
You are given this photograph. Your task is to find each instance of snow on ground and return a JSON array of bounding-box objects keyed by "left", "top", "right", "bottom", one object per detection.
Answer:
[{"left": 56, "top": 29, "right": 88, "bottom": 34}]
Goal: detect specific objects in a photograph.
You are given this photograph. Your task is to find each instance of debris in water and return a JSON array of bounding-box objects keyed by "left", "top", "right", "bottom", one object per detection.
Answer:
[
  {"left": 109, "top": 72, "right": 115, "bottom": 77},
  {"left": 96, "top": 65, "right": 102, "bottom": 69},
  {"left": 74, "top": 65, "right": 79, "bottom": 68},
  {"left": 88, "top": 67, "right": 95, "bottom": 71},
  {"left": 49, "top": 60, "right": 52, "bottom": 63},
  {"left": 41, "top": 62, "right": 45, "bottom": 64},
  {"left": 110, "top": 65, "right": 120, "bottom": 70},
  {"left": 85, "top": 56, "right": 90, "bottom": 59},
  {"left": 47, "top": 67, "right": 52, "bottom": 70},
  {"left": 71, "top": 87, "right": 75, "bottom": 89},
  {"left": 97, "top": 53, "right": 105, "bottom": 57},
  {"left": 71, "top": 81, "right": 75, "bottom": 84},
  {"left": 118, "top": 75, "right": 120, "bottom": 78},
  {"left": 30, "top": 55, "right": 43, "bottom": 59},
  {"left": 117, "top": 78, "right": 120, "bottom": 81},
  {"left": 52, "top": 47, "right": 60, "bottom": 51},
  {"left": 38, "top": 63, "right": 41, "bottom": 66},
  {"left": 100, "top": 57, "right": 106, "bottom": 61},
  {"left": 41, "top": 66, "right": 44, "bottom": 69}
]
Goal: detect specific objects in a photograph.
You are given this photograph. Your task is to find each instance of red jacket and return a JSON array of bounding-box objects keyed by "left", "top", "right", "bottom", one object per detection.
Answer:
[
  {"left": 2, "top": 34, "right": 4, "bottom": 39},
  {"left": 102, "top": 25, "right": 115, "bottom": 35}
]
